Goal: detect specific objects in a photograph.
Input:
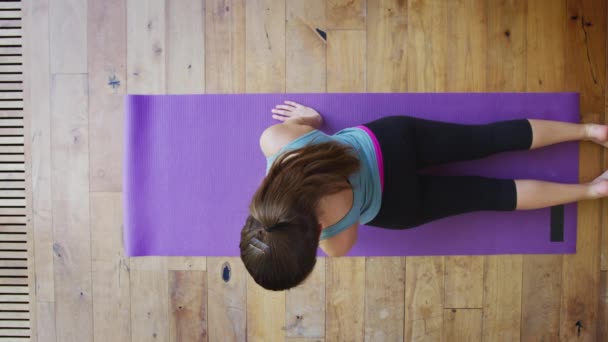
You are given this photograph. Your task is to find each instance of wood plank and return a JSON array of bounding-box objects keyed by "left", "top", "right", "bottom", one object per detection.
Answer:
[
  {"left": 245, "top": 0, "right": 285, "bottom": 93},
  {"left": 26, "top": 9, "right": 53, "bottom": 340},
  {"left": 0, "top": 19, "right": 21, "bottom": 29},
  {"left": 285, "top": 258, "right": 325, "bottom": 337},
  {"left": 364, "top": 257, "right": 404, "bottom": 341},
  {"left": 560, "top": 1, "right": 606, "bottom": 339},
  {"left": 0, "top": 293, "right": 28, "bottom": 301},
  {"left": 325, "top": 257, "right": 364, "bottom": 341},
  {"left": 367, "top": 0, "right": 407, "bottom": 92},
  {"left": 486, "top": 0, "right": 527, "bottom": 91},
  {"left": 88, "top": 0, "right": 126, "bottom": 192},
  {"left": 0, "top": 3, "right": 21, "bottom": 10},
  {"left": 90, "top": 193, "right": 130, "bottom": 342},
  {"left": 0, "top": 182, "right": 25, "bottom": 190},
  {"left": 167, "top": 0, "right": 204, "bottom": 94},
  {"left": 443, "top": 309, "right": 482, "bottom": 342},
  {"left": 0, "top": 241, "right": 26, "bottom": 250},
  {"left": 0, "top": 228, "right": 26, "bottom": 235},
  {"left": 204, "top": 0, "right": 245, "bottom": 94},
  {"left": 404, "top": 257, "right": 444, "bottom": 341},
  {"left": 0, "top": 94, "right": 23, "bottom": 101},
  {"left": 130, "top": 257, "right": 169, "bottom": 342},
  {"left": 0, "top": 28, "right": 22, "bottom": 37},
  {"left": 521, "top": 2, "right": 567, "bottom": 339},
  {"left": 0, "top": 217, "right": 25, "bottom": 224},
  {"left": 285, "top": 0, "right": 326, "bottom": 93},
  {"left": 481, "top": 255, "right": 522, "bottom": 341},
  {"left": 446, "top": 0, "right": 487, "bottom": 92},
  {"left": 243, "top": 4, "right": 286, "bottom": 340},
  {"left": 404, "top": 2, "right": 447, "bottom": 335},
  {"left": 126, "top": 0, "right": 169, "bottom": 338},
  {"left": 522, "top": 255, "right": 562, "bottom": 340},
  {"left": 169, "top": 271, "right": 208, "bottom": 342},
  {"left": 0, "top": 277, "right": 27, "bottom": 285},
  {"left": 0, "top": 309, "right": 28, "bottom": 319},
  {"left": 0, "top": 320, "right": 30, "bottom": 328},
  {"left": 0, "top": 11, "right": 22, "bottom": 20},
  {"left": 444, "top": 255, "right": 483, "bottom": 308},
  {"left": 327, "top": 0, "right": 365, "bottom": 30},
  {"left": 0, "top": 163, "right": 25, "bottom": 172},
  {"left": 49, "top": 0, "right": 86, "bottom": 73},
  {"left": 167, "top": 257, "right": 207, "bottom": 271},
  {"left": 246, "top": 270, "right": 286, "bottom": 341},
  {"left": 327, "top": 30, "right": 366, "bottom": 92},
  {"left": 127, "top": 0, "right": 166, "bottom": 94},
  {"left": 207, "top": 257, "right": 246, "bottom": 342},
  {"left": 600, "top": 271, "right": 607, "bottom": 340},
  {"left": 283, "top": 1, "right": 325, "bottom": 337},
  {"left": 50, "top": 74, "right": 92, "bottom": 342},
  {"left": 0, "top": 285, "right": 29, "bottom": 293}
]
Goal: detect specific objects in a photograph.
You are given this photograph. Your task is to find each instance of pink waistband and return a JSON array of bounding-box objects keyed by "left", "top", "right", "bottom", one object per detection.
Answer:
[{"left": 355, "top": 125, "right": 384, "bottom": 193}]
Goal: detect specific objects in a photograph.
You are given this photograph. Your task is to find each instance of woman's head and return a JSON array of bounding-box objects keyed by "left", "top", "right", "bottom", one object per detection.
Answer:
[{"left": 240, "top": 141, "right": 360, "bottom": 291}]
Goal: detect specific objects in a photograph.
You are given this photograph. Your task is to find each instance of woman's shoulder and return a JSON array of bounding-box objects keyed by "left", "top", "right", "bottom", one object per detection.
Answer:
[{"left": 259, "top": 123, "right": 320, "bottom": 157}]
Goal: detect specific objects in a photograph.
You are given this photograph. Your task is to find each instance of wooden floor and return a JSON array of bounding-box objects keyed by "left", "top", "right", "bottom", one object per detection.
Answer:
[{"left": 23, "top": 0, "right": 608, "bottom": 341}]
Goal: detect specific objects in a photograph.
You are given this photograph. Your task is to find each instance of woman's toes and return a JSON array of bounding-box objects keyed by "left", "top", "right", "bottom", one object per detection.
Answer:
[
  {"left": 589, "top": 179, "right": 608, "bottom": 199},
  {"left": 587, "top": 124, "right": 608, "bottom": 145}
]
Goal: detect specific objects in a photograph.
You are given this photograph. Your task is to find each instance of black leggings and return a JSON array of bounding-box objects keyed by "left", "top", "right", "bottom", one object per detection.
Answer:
[{"left": 363, "top": 116, "right": 533, "bottom": 229}]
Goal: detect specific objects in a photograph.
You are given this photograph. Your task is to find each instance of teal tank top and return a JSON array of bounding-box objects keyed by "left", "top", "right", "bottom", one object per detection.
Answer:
[{"left": 265, "top": 127, "right": 382, "bottom": 240}]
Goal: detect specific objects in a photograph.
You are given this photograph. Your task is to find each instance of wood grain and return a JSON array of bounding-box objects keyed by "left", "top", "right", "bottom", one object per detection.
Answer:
[
  {"left": 364, "top": 257, "right": 405, "bottom": 341},
  {"left": 130, "top": 257, "right": 169, "bottom": 342},
  {"left": 443, "top": 309, "right": 482, "bottom": 342},
  {"left": 438, "top": 5, "right": 487, "bottom": 331},
  {"left": 283, "top": 3, "right": 326, "bottom": 337},
  {"left": 205, "top": 0, "right": 246, "bottom": 93},
  {"left": 327, "top": 0, "right": 366, "bottom": 30},
  {"left": 481, "top": 2, "right": 526, "bottom": 340},
  {"left": 246, "top": 273, "right": 286, "bottom": 341},
  {"left": 600, "top": 270, "right": 607, "bottom": 340},
  {"left": 560, "top": 1, "right": 606, "bottom": 339},
  {"left": 27, "top": 3, "right": 55, "bottom": 341},
  {"left": 325, "top": 257, "right": 365, "bottom": 341},
  {"left": 486, "top": 0, "right": 527, "bottom": 91},
  {"left": 49, "top": 0, "right": 87, "bottom": 73},
  {"left": 404, "top": 3, "right": 447, "bottom": 336},
  {"left": 286, "top": 0, "right": 326, "bottom": 93},
  {"left": 245, "top": 0, "right": 285, "bottom": 93},
  {"left": 482, "top": 256, "right": 522, "bottom": 341},
  {"left": 445, "top": 0, "right": 487, "bottom": 92},
  {"left": 521, "top": 1, "right": 566, "bottom": 340},
  {"left": 167, "top": 0, "right": 205, "bottom": 94},
  {"left": 327, "top": 30, "right": 366, "bottom": 92},
  {"left": 91, "top": 193, "right": 131, "bottom": 342},
  {"left": 126, "top": 2, "right": 169, "bottom": 342},
  {"left": 50, "top": 74, "right": 92, "bottom": 342},
  {"left": 285, "top": 259, "right": 325, "bottom": 338},
  {"left": 444, "top": 256, "right": 484, "bottom": 309},
  {"left": 127, "top": 0, "right": 166, "bottom": 93},
  {"left": 207, "top": 258, "right": 247, "bottom": 342},
  {"left": 169, "top": 271, "right": 208, "bottom": 342},
  {"left": 88, "top": 0, "right": 126, "bottom": 192},
  {"left": 367, "top": 0, "right": 407, "bottom": 92}
]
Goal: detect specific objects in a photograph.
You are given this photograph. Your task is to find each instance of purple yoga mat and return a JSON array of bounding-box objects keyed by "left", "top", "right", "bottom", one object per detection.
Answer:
[{"left": 124, "top": 93, "right": 580, "bottom": 257}]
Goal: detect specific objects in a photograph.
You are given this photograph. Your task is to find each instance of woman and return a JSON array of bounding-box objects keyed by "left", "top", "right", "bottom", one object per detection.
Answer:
[{"left": 240, "top": 100, "right": 608, "bottom": 291}]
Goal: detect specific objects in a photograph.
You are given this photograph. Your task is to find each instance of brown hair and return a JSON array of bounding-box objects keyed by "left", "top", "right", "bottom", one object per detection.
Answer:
[{"left": 240, "top": 140, "right": 360, "bottom": 291}]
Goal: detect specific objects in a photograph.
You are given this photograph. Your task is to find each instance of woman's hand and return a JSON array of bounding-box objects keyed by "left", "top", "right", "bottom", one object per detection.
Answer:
[{"left": 271, "top": 101, "right": 323, "bottom": 128}]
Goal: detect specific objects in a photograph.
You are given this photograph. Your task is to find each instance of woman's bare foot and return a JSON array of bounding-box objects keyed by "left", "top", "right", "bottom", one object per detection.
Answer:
[
  {"left": 589, "top": 170, "right": 608, "bottom": 199},
  {"left": 585, "top": 123, "right": 608, "bottom": 147}
]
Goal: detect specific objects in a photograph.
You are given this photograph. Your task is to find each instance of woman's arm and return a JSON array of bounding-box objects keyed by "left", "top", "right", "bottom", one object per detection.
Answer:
[
  {"left": 271, "top": 101, "right": 324, "bottom": 128},
  {"left": 260, "top": 101, "right": 324, "bottom": 157},
  {"left": 259, "top": 123, "right": 315, "bottom": 157}
]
